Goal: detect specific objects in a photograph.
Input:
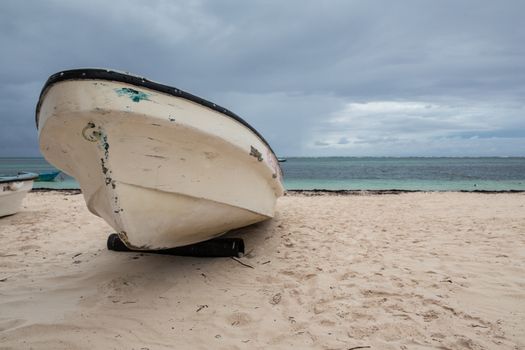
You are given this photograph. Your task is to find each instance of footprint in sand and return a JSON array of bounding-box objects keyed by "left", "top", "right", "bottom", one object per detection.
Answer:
[
  {"left": 18, "top": 244, "right": 41, "bottom": 251},
  {"left": 98, "top": 276, "right": 137, "bottom": 303},
  {"left": 228, "top": 312, "right": 252, "bottom": 327}
]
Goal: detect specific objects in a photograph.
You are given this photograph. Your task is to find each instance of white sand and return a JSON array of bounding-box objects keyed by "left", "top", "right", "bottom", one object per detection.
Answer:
[{"left": 0, "top": 191, "right": 524, "bottom": 349}]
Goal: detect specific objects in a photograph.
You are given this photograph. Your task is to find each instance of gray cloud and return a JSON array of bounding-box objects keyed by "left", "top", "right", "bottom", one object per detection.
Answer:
[
  {"left": 337, "top": 137, "right": 350, "bottom": 145},
  {"left": 1, "top": 0, "right": 524, "bottom": 156}
]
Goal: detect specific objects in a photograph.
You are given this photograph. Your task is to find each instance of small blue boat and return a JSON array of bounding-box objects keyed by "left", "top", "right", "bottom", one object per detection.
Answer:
[
  {"left": 37, "top": 171, "right": 61, "bottom": 182},
  {"left": 0, "top": 172, "right": 39, "bottom": 184}
]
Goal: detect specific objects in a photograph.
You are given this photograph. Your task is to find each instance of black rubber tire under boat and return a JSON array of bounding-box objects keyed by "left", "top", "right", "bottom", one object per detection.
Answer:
[{"left": 107, "top": 233, "right": 245, "bottom": 258}]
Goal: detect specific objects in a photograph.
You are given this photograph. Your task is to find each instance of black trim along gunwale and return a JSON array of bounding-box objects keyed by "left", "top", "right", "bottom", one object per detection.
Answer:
[{"left": 35, "top": 68, "right": 281, "bottom": 167}]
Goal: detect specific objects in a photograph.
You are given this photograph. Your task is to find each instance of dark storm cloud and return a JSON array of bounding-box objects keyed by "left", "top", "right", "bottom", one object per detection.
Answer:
[{"left": 1, "top": 0, "right": 524, "bottom": 156}]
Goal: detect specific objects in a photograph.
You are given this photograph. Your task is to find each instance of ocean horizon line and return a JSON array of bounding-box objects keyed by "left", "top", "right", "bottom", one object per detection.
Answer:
[{"left": 2, "top": 155, "right": 525, "bottom": 159}]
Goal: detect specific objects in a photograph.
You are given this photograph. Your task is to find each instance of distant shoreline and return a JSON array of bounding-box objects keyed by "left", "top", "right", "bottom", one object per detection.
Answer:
[
  {"left": 287, "top": 189, "right": 525, "bottom": 195},
  {"left": 31, "top": 188, "right": 525, "bottom": 195}
]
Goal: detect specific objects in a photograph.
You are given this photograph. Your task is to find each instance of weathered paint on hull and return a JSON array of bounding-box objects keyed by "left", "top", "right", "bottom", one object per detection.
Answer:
[{"left": 37, "top": 78, "right": 283, "bottom": 249}]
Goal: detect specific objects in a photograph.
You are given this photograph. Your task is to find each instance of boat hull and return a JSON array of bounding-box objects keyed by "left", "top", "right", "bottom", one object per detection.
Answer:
[
  {"left": 37, "top": 171, "right": 60, "bottom": 181},
  {"left": 37, "top": 71, "right": 283, "bottom": 249},
  {"left": 0, "top": 174, "right": 36, "bottom": 217}
]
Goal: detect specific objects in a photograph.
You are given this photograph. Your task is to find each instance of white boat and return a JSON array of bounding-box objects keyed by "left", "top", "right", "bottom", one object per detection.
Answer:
[
  {"left": 36, "top": 69, "right": 284, "bottom": 250},
  {"left": 0, "top": 172, "right": 37, "bottom": 217}
]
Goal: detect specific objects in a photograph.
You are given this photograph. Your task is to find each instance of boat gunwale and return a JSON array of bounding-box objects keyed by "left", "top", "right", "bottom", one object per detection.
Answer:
[
  {"left": 35, "top": 68, "right": 281, "bottom": 172},
  {"left": 0, "top": 172, "right": 38, "bottom": 184}
]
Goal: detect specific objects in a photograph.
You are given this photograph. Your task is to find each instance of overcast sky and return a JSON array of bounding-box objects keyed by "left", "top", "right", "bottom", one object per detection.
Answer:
[{"left": 1, "top": 0, "right": 524, "bottom": 157}]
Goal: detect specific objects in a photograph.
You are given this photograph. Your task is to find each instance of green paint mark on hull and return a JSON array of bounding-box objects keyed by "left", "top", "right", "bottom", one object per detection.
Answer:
[{"left": 115, "top": 87, "right": 150, "bottom": 102}]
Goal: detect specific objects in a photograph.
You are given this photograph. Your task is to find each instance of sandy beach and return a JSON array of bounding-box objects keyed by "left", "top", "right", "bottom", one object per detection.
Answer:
[{"left": 0, "top": 191, "right": 524, "bottom": 349}]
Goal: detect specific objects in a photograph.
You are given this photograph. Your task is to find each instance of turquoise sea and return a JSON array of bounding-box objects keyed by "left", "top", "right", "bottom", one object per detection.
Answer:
[
  {"left": 281, "top": 157, "right": 525, "bottom": 191},
  {"left": 1, "top": 157, "right": 525, "bottom": 191}
]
